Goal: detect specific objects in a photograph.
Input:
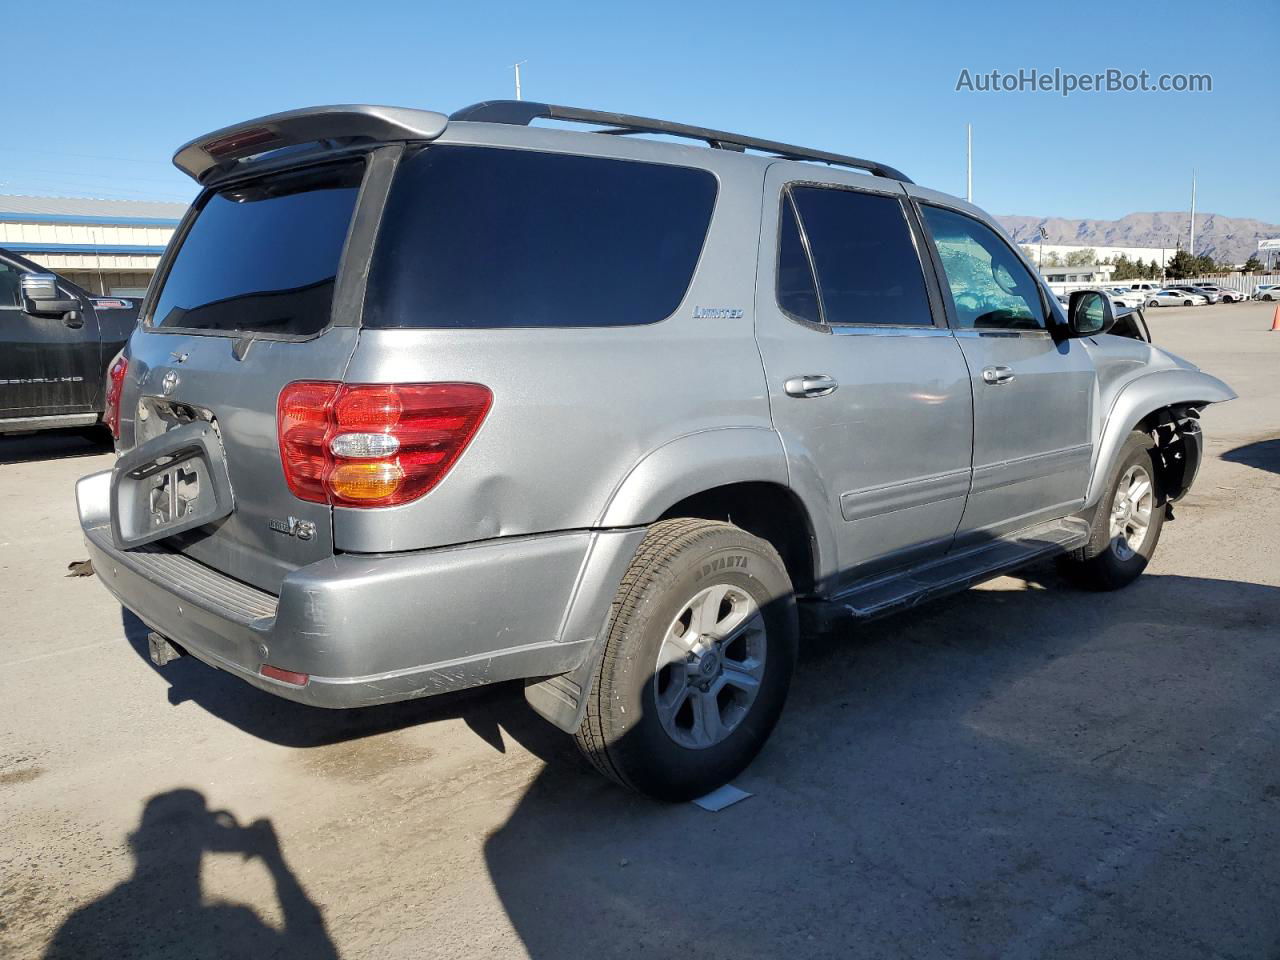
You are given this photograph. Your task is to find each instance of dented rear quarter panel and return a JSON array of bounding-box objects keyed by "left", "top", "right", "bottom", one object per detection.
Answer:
[{"left": 334, "top": 124, "right": 775, "bottom": 554}]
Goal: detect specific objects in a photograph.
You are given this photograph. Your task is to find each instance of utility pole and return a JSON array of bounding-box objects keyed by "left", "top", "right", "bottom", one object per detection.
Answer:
[
  {"left": 966, "top": 123, "right": 972, "bottom": 203},
  {"left": 512, "top": 61, "right": 526, "bottom": 101},
  {"left": 1188, "top": 169, "right": 1197, "bottom": 256},
  {"left": 1038, "top": 225, "right": 1048, "bottom": 267}
]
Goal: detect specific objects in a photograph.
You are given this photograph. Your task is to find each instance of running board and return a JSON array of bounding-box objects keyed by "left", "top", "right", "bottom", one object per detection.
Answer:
[{"left": 805, "top": 517, "right": 1090, "bottom": 628}]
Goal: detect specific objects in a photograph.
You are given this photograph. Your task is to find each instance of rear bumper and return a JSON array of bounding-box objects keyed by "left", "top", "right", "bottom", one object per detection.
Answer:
[{"left": 77, "top": 470, "right": 643, "bottom": 708}]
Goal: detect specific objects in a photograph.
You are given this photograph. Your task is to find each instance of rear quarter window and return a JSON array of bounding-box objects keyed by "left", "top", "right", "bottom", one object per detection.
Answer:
[
  {"left": 149, "top": 162, "right": 362, "bottom": 336},
  {"left": 363, "top": 146, "right": 718, "bottom": 329}
]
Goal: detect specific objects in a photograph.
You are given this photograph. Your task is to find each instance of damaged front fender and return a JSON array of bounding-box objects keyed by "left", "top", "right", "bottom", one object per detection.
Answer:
[{"left": 1086, "top": 368, "right": 1236, "bottom": 508}]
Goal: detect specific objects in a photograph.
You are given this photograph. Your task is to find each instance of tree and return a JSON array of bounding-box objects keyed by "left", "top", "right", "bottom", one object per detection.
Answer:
[
  {"left": 1065, "top": 248, "right": 1096, "bottom": 267},
  {"left": 1243, "top": 256, "right": 1263, "bottom": 274},
  {"left": 1165, "top": 249, "right": 1195, "bottom": 280},
  {"left": 1042, "top": 252, "right": 1062, "bottom": 267},
  {"left": 1111, "top": 254, "right": 1138, "bottom": 281},
  {"left": 1188, "top": 253, "right": 1217, "bottom": 277}
]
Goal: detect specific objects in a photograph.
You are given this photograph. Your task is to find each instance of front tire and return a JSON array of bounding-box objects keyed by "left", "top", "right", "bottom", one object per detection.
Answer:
[
  {"left": 1059, "top": 431, "right": 1164, "bottom": 590},
  {"left": 575, "top": 518, "right": 798, "bottom": 801}
]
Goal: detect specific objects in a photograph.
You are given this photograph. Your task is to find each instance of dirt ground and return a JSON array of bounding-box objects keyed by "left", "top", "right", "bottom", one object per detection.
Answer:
[{"left": 2, "top": 300, "right": 1278, "bottom": 959}]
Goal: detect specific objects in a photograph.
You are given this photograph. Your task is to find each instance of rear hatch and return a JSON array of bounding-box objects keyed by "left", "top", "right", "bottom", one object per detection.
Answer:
[{"left": 117, "top": 158, "right": 371, "bottom": 593}]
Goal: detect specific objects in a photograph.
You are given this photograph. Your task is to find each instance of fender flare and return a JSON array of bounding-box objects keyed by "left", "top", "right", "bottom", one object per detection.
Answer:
[
  {"left": 1085, "top": 368, "right": 1235, "bottom": 507},
  {"left": 596, "top": 426, "right": 791, "bottom": 527}
]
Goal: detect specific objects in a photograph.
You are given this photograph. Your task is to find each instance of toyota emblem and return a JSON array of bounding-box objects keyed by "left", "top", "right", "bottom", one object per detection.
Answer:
[{"left": 161, "top": 371, "right": 180, "bottom": 396}]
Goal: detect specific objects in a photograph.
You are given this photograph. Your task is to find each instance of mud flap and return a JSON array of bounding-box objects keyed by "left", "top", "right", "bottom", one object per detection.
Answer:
[{"left": 523, "top": 643, "right": 605, "bottom": 734}]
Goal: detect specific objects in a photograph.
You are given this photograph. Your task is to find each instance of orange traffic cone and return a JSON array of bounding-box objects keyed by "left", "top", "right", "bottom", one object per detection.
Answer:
[{"left": 1272, "top": 304, "right": 1280, "bottom": 332}]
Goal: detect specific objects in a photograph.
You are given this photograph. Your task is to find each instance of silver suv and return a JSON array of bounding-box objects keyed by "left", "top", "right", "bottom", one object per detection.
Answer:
[{"left": 77, "top": 102, "right": 1234, "bottom": 800}]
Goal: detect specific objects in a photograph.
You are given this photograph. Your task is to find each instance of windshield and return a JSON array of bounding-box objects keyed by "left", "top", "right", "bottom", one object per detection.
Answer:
[{"left": 149, "top": 161, "right": 363, "bottom": 335}]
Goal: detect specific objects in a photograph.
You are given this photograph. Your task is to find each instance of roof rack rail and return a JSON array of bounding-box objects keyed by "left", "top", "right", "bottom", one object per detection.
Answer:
[{"left": 449, "top": 101, "right": 912, "bottom": 183}]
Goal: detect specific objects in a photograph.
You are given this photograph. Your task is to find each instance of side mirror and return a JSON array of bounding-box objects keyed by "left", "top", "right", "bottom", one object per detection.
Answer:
[
  {"left": 1067, "top": 289, "right": 1115, "bottom": 338},
  {"left": 20, "top": 273, "right": 80, "bottom": 316}
]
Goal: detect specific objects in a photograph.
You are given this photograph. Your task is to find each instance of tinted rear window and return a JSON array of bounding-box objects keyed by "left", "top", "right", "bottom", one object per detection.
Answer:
[
  {"left": 149, "top": 162, "right": 362, "bottom": 335},
  {"left": 363, "top": 146, "right": 717, "bottom": 329},
  {"left": 789, "top": 186, "right": 933, "bottom": 326}
]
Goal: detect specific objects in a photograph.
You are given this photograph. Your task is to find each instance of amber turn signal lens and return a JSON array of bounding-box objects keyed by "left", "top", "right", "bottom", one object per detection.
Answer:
[{"left": 328, "top": 461, "right": 406, "bottom": 501}]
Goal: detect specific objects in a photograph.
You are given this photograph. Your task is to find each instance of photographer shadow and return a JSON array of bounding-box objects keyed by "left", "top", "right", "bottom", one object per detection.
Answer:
[{"left": 43, "top": 789, "right": 339, "bottom": 960}]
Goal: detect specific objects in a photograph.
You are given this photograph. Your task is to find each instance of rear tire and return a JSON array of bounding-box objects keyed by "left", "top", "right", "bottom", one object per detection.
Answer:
[
  {"left": 1059, "top": 431, "right": 1164, "bottom": 591},
  {"left": 575, "top": 518, "right": 797, "bottom": 801},
  {"left": 1148, "top": 299, "right": 1160, "bottom": 307}
]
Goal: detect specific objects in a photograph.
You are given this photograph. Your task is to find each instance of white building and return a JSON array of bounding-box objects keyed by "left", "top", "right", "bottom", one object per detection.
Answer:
[
  {"left": 0, "top": 194, "right": 189, "bottom": 296},
  {"left": 1022, "top": 242, "right": 1179, "bottom": 270},
  {"left": 1039, "top": 263, "right": 1116, "bottom": 290}
]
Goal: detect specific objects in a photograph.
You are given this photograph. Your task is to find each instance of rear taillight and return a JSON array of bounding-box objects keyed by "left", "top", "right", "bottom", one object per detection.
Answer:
[
  {"left": 104, "top": 353, "right": 128, "bottom": 439},
  {"left": 276, "top": 382, "right": 492, "bottom": 508}
]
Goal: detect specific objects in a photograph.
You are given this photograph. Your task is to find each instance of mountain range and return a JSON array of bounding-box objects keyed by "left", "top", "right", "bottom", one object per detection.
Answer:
[{"left": 996, "top": 212, "right": 1279, "bottom": 265}]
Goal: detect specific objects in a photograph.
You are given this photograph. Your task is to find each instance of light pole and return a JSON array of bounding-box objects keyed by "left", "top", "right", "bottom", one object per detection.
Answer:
[
  {"left": 1038, "top": 225, "right": 1047, "bottom": 268},
  {"left": 965, "top": 123, "right": 972, "bottom": 203},
  {"left": 1189, "top": 169, "right": 1197, "bottom": 257},
  {"left": 512, "top": 61, "right": 526, "bottom": 101}
]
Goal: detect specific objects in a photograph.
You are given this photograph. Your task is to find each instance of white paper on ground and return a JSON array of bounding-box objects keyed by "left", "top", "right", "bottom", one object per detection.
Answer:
[{"left": 691, "top": 783, "right": 753, "bottom": 812}]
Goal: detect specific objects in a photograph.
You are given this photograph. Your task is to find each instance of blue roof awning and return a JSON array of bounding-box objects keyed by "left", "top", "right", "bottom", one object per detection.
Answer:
[{"left": 1, "top": 242, "right": 168, "bottom": 255}]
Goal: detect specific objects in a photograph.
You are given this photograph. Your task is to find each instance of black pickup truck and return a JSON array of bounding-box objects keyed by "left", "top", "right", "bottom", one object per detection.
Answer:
[{"left": 1, "top": 247, "right": 140, "bottom": 435}]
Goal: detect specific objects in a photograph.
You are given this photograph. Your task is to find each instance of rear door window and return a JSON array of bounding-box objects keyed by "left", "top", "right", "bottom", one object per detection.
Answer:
[
  {"left": 149, "top": 162, "right": 363, "bottom": 335},
  {"left": 776, "top": 196, "right": 821, "bottom": 325},
  {"left": 783, "top": 185, "right": 934, "bottom": 326},
  {"left": 364, "top": 146, "right": 717, "bottom": 329}
]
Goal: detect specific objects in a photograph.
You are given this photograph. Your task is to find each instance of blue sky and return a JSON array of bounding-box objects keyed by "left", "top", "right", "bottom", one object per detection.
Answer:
[{"left": 3, "top": 0, "right": 1275, "bottom": 222}]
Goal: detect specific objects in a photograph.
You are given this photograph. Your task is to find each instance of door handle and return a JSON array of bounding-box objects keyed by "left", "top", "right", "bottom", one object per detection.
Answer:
[
  {"left": 63, "top": 311, "right": 83, "bottom": 329},
  {"left": 784, "top": 375, "right": 838, "bottom": 398},
  {"left": 981, "top": 365, "right": 1015, "bottom": 385}
]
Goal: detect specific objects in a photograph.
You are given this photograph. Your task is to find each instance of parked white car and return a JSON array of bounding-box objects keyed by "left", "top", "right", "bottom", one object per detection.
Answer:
[
  {"left": 1190, "top": 284, "right": 1244, "bottom": 303},
  {"left": 1169, "top": 285, "right": 1220, "bottom": 304},
  {"left": 1146, "top": 289, "right": 1207, "bottom": 307},
  {"left": 1255, "top": 284, "right": 1279, "bottom": 301},
  {"left": 1128, "top": 282, "right": 1165, "bottom": 296},
  {"left": 1106, "top": 287, "right": 1147, "bottom": 308}
]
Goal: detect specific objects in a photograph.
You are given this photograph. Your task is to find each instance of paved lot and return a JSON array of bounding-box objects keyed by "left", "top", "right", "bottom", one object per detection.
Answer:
[{"left": 3, "top": 301, "right": 1279, "bottom": 960}]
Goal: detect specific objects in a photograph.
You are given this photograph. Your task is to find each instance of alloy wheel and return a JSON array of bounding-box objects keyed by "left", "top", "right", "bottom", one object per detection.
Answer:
[
  {"left": 653, "top": 584, "right": 768, "bottom": 750},
  {"left": 1110, "top": 464, "right": 1154, "bottom": 561}
]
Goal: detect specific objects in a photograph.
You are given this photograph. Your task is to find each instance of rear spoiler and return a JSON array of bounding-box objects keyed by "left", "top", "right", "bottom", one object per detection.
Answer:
[{"left": 172, "top": 105, "right": 449, "bottom": 184}]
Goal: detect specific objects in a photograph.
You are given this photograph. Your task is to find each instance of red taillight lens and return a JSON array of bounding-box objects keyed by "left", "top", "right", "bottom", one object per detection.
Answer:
[
  {"left": 276, "top": 382, "right": 492, "bottom": 508},
  {"left": 104, "top": 353, "right": 128, "bottom": 439}
]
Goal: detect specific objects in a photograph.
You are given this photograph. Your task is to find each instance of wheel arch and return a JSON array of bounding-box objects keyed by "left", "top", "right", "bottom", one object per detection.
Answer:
[
  {"left": 528, "top": 431, "right": 825, "bottom": 735},
  {"left": 1086, "top": 368, "right": 1235, "bottom": 507},
  {"left": 657, "top": 481, "right": 819, "bottom": 596},
  {"left": 596, "top": 427, "right": 823, "bottom": 596}
]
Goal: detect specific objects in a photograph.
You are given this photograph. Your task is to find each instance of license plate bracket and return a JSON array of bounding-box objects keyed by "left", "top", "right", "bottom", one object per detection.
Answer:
[{"left": 111, "top": 420, "right": 235, "bottom": 549}]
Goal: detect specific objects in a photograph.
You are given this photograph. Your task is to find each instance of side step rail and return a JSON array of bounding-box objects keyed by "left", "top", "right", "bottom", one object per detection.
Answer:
[{"left": 803, "top": 517, "right": 1090, "bottom": 630}]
